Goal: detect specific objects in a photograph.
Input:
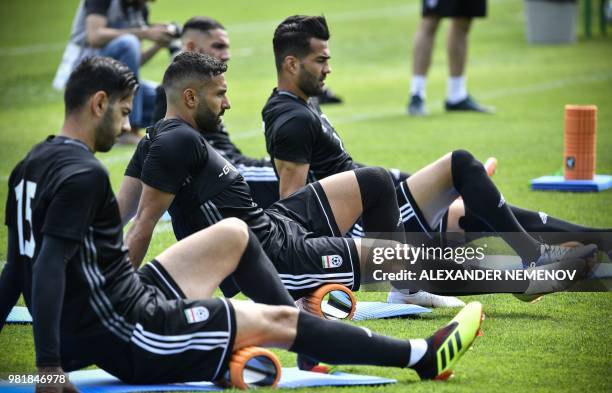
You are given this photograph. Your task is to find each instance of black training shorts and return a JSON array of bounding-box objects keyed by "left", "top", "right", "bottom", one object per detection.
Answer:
[
  {"left": 267, "top": 182, "right": 361, "bottom": 298},
  {"left": 91, "top": 262, "right": 238, "bottom": 384},
  {"left": 422, "top": 0, "right": 487, "bottom": 18}
]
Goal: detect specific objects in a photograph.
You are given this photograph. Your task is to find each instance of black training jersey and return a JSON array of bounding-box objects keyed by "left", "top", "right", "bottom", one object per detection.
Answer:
[
  {"left": 262, "top": 89, "right": 356, "bottom": 181},
  {"left": 206, "top": 124, "right": 272, "bottom": 168},
  {"left": 4, "top": 136, "right": 149, "bottom": 369},
  {"left": 125, "top": 118, "right": 278, "bottom": 244}
]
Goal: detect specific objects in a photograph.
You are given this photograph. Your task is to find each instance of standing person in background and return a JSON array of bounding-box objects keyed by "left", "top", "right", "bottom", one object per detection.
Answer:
[
  {"left": 408, "top": 0, "right": 492, "bottom": 116},
  {"left": 53, "top": 0, "right": 174, "bottom": 143}
]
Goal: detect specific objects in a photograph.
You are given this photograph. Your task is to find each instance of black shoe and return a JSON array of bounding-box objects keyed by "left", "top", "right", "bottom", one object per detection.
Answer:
[
  {"left": 296, "top": 354, "right": 336, "bottom": 374},
  {"left": 317, "top": 88, "right": 343, "bottom": 105},
  {"left": 407, "top": 95, "right": 427, "bottom": 116},
  {"left": 445, "top": 95, "right": 493, "bottom": 113}
]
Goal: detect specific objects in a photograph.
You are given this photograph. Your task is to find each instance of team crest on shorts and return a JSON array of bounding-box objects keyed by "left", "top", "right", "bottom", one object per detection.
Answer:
[
  {"left": 184, "top": 306, "right": 210, "bottom": 324},
  {"left": 322, "top": 255, "right": 343, "bottom": 269}
]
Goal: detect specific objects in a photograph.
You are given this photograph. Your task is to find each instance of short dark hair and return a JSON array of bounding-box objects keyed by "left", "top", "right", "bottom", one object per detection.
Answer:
[
  {"left": 162, "top": 52, "right": 227, "bottom": 91},
  {"left": 273, "top": 15, "right": 330, "bottom": 72},
  {"left": 182, "top": 16, "right": 225, "bottom": 36},
  {"left": 64, "top": 56, "right": 138, "bottom": 114}
]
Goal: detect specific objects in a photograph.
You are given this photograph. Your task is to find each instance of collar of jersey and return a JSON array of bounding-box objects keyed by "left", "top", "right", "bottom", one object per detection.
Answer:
[
  {"left": 277, "top": 89, "right": 304, "bottom": 102},
  {"left": 53, "top": 135, "right": 92, "bottom": 152}
]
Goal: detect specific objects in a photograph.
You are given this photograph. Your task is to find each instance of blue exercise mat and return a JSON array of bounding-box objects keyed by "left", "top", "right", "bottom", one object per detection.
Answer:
[
  {"left": 353, "top": 301, "right": 430, "bottom": 320},
  {"left": 531, "top": 175, "right": 612, "bottom": 192},
  {"left": 0, "top": 368, "right": 396, "bottom": 393},
  {"left": 6, "top": 302, "right": 430, "bottom": 325},
  {"left": 6, "top": 306, "right": 32, "bottom": 323}
]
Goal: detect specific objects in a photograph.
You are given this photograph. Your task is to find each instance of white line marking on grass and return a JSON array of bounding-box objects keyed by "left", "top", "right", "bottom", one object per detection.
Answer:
[
  {"left": 0, "top": 42, "right": 66, "bottom": 56},
  {"left": 312, "top": 72, "right": 612, "bottom": 127},
  {"left": 479, "top": 73, "right": 612, "bottom": 100}
]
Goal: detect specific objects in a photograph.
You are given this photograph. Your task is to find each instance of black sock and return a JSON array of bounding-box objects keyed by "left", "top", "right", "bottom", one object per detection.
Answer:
[
  {"left": 451, "top": 150, "right": 540, "bottom": 261},
  {"left": 459, "top": 205, "right": 612, "bottom": 251},
  {"left": 509, "top": 206, "right": 611, "bottom": 250},
  {"left": 290, "top": 311, "right": 411, "bottom": 367},
  {"left": 232, "top": 229, "right": 295, "bottom": 306},
  {"left": 355, "top": 167, "right": 406, "bottom": 244}
]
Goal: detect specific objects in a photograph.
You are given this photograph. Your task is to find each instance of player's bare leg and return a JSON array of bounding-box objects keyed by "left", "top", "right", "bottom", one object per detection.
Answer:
[
  {"left": 155, "top": 218, "right": 250, "bottom": 298},
  {"left": 317, "top": 170, "right": 363, "bottom": 234},
  {"left": 156, "top": 217, "right": 296, "bottom": 306},
  {"left": 413, "top": 16, "right": 441, "bottom": 76},
  {"left": 230, "top": 298, "right": 484, "bottom": 380},
  {"left": 319, "top": 167, "right": 406, "bottom": 242},
  {"left": 406, "top": 153, "right": 457, "bottom": 228},
  {"left": 409, "top": 16, "right": 441, "bottom": 115},
  {"left": 232, "top": 301, "right": 298, "bottom": 349},
  {"left": 447, "top": 18, "right": 472, "bottom": 77},
  {"left": 445, "top": 17, "right": 491, "bottom": 112}
]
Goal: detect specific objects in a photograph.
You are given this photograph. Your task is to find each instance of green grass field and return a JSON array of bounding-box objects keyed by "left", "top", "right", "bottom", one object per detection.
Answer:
[{"left": 1, "top": 0, "right": 611, "bottom": 391}]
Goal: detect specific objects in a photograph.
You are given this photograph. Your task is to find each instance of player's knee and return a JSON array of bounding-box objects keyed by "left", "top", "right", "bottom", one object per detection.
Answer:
[
  {"left": 238, "top": 304, "right": 299, "bottom": 344},
  {"left": 451, "top": 17, "right": 472, "bottom": 33},
  {"left": 421, "top": 17, "right": 440, "bottom": 35},
  {"left": 451, "top": 149, "right": 485, "bottom": 187},
  {"left": 217, "top": 217, "right": 250, "bottom": 249},
  {"left": 355, "top": 166, "right": 395, "bottom": 206},
  {"left": 265, "top": 305, "right": 299, "bottom": 331}
]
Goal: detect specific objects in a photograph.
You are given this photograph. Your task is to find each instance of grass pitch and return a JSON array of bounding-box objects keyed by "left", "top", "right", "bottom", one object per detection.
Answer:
[{"left": 1, "top": 0, "right": 611, "bottom": 392}]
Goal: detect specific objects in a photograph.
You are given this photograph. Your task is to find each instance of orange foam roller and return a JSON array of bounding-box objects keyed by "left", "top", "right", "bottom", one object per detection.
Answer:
[
  {"left": 216, "top": 346, "right": 281, "bottom": 390},
  {"left": 300, "top": 283, "right": 356, "bottom": 320},
  {"left": 563, "top": 105, "right": 597, "bottom": 180}
]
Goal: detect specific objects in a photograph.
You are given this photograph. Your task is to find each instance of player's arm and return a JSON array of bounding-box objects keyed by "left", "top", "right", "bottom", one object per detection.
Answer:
[
  {"left": 32, "top": 170, "right": 101, "bottom": 393},
  {"left": 86, "top": 15, "right": 171, "bottom": 63},
  {"left": 0, "top": 230, "right": 22, "bottom": 332},
  {"left": 119, "top": 137, "right": 150, "bottom": 226},
  {"left": 32, "top": 235, "right": 74, "bottom": 370},
  {"left": 268, "top": 113, "right": 316, "bottom": 199},
  {"left": 274, "top": 159, "right": 310, "bottom": 199},
  {"left": 116, "top": 175, "right": 142, "bottom": 226},
  {"left": 128, "top": 129, "right": 202, "bottom": 268},
  {"left": 139, "top": 33, "right": 168, "bottom": 65},
  {"left": 124, "top": 184, "right": 174, "bottom": 269},
  {"left": 85, "top": 13, "right": 171, "bottom": 65},
  {"left": 33, "top": 236, "right": 79, "bottom": 393}
]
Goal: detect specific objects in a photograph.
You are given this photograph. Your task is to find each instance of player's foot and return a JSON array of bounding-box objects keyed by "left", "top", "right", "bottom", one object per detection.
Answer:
[
  {"left": 445, "top": 95, "right": 494, "bottom": 114},
  {"left": 317, "top": 88, "right": 343, "bottom": 105},
  {"left": 387, "top": 288, "right": 465, "bottom": 308},
  {"left": 413, "top": 301, "right": 484, "bottom": 380},
  {"left": 513, "top": 258, "right": 588, "bottom": 303},
  {"left": 530, "top": 243, "right": 597, "bottom": 268},
  {"left": 296, "top": 354, "right": 337, "bottom": 374},
  {"left": 407, "top": 95, "right": 428, "bottom": 116}
]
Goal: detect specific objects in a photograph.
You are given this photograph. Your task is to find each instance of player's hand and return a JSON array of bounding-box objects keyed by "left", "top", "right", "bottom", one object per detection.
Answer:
[
  {"left": 144, "top": 24, "right": 173, "bottom": 47},
  {"left": 35, "top": 367, "right": 79, "bottom": 393}
]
